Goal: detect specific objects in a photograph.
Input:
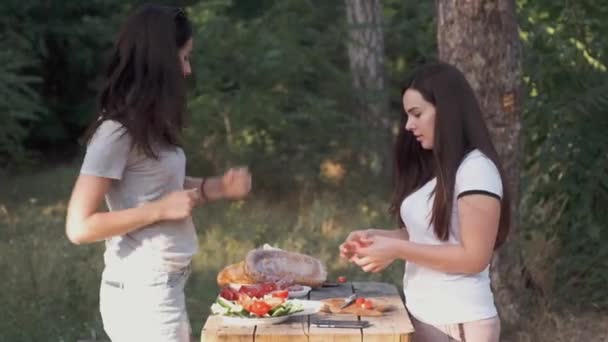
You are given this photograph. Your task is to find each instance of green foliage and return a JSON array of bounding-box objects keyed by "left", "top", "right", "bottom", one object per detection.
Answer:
[
  {"left": 0, "top": 0, "right": 135, "bottom": 165},
  {"left": 182, "top": 0, "right": 438, "bottom": 195},
  {"left": 18, "top": 1, "right": 127, "bottom": 142},
  {"left": 519, "top": 0, "right": 608, "bottom": 309},
  {"left": 384, "top": 0, "right": 437, "bottom": 77},
  {"left": 184, "top": 0, "right": 361, "bottom": 194},
  {"left": 0, "top": 31, "right": 45, "bottom": 164}
]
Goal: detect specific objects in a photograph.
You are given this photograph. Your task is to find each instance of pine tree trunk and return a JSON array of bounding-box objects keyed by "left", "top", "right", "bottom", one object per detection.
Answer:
[
  {"left": 436, "top": 0, "right": 524, "bottom": 326},
  {"left": 344, "top": 0, "right": 390, "bottom": 175}
]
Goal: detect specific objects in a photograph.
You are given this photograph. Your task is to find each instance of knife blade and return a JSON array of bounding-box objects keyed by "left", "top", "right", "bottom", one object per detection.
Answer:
[
  {"left": 339, "top": 294, "right": 357, "bottom": 309},
  {"left": 313, "top": 319, "right": 370, "bottom": 329}
]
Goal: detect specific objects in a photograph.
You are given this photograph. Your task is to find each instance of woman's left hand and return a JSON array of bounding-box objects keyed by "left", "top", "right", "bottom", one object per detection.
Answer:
[
  {"left": 351, "top": 236, "right": 400, "bottom": 273},
  {"left": 221, "top": 167, "right": 252, "bottom": 199}
]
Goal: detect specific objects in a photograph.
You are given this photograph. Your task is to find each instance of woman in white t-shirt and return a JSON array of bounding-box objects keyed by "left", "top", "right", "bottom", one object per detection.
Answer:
[
  {"left": 340, "top": 62, "right": 510, "bottom": 342},
  {"left": 65, "top": 5, "right": 251, "bottom": 342}
]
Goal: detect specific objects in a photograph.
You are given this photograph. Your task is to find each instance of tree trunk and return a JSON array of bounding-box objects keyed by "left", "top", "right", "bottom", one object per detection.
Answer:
[
  {"left": 344, "top": 0, "right": 390, "bottom": 175},
  {"left": 436, "top": 0, "right": 524, "bottom": 326}
]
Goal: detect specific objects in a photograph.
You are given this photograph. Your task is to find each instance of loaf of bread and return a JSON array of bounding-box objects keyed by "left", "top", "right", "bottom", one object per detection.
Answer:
[
  {"left": 216, "top": 248, "right": 327, "bottom": 288},
  {"left": 244, "top": 249, "right": 327, "bottom": 288}
]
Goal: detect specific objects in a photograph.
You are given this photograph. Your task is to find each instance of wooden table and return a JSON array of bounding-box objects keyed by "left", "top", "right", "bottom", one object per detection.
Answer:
[{"left": 201, "top": 281, "right": 414, "bottom": 342}]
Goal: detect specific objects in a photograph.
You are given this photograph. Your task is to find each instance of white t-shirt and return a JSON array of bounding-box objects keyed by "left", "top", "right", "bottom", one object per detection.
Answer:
[
  {"left": 80, "top": 120, "right": 198, "bottom": 276},
  {"left": 401, "top": 149, "right": 502, "bottom": 325}
]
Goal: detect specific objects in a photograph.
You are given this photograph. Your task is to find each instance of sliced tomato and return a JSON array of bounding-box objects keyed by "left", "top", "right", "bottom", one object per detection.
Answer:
[
  {"left": 239, "top": 283, "right": 279, "bottom": 298},
  {"left": 239, "top": 285, "right": 263, "bottom": 298},
  {"left": 271, "top": 289, "right": 289, "bottom": 299},
  {"left": 362, "top": 299, "right": 374, "bottom": 310},
  {"left": 248, "top": 300, "right": 272, "bottom": 317},
  {"left": 355, "top": 297, "right": 366, "bottom": 305},
  {"left": 260, "top": 282, "right": 277, "bottom": 294},
  {"left": 238, "top": 286, "right": 252, "bottom": 297},
  {"left": 219, "top": 287, "right": 239, "bottom": 301}
]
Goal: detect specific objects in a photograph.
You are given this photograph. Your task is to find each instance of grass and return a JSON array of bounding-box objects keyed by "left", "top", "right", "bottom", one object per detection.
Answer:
[{"left": 0, "top": 163, "right": 606, "bottom": 341}]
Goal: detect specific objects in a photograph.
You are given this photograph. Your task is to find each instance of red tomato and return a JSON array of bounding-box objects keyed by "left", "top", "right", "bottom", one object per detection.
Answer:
[
  {"left": 261, "top": 283, "right": 277, "bottom": 294},
  {"left": 238, "top": 286, "right": 249, "bottom": 295},
  {"left": 354, "top": 238, "right": 372, "bottom": 248},
  {"left": 337, "top": 276, "right": 347, "bottom": 283},
  {"left": 220, "top": 287, "right": 238, "bottom": 301},
  {"left": 241, "top": 285, "right": 267, "bottom": 298},
  {"left": 271, "top": 290, "right": 289, "bottom": 299},
  {"left": 362, "top": 299, "right": 374, "bottom": 310},
  {"left": 248, "top": 300, "right": 272, "bottom": 316},
  {"left": 355, "top": 297, "right": 366, "bottom": 305}
]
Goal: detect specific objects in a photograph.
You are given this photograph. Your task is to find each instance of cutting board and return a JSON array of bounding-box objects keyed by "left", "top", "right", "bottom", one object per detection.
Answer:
[{"left": 320, "top": 298, "right": 394, "bottom": 317}]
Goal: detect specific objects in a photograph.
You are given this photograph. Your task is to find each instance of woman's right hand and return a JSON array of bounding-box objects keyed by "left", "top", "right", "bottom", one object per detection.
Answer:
[
  {"left": 152, "top": 189, "right": 200, "bottom": 221},
  {"left": 339, "top": 229, "right": 373, "bottom": 261}
]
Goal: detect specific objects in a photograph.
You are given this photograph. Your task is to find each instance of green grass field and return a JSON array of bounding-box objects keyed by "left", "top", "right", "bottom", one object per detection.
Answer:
[{"left": 0, "top": 163, "right": 605, "bottom": 342}]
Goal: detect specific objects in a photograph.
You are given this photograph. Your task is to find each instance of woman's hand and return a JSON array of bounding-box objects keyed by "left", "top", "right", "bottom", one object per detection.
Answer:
[
  {"left": 350, "top": 235, "right": 400, "bottom": 273},
  {"left": 339, "top": 229, "right": 373, "bottom": 260},
  {"left": 152, "top": 188, "right": 200, "bottom": 221},
  {"left": 351, "top": 255, "right": 395, "bottom": 273},
  {"left": 220, "top": 167, "right": 252, "bottom": 199}
]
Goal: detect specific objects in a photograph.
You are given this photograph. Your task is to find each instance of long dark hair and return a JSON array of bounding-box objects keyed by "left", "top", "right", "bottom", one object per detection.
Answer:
[
  {"left": 389, "top": 62, "right": 510, "bottom": 249},
  {"left": 85, "top": 4, "right": 192, "bottom": 158}
]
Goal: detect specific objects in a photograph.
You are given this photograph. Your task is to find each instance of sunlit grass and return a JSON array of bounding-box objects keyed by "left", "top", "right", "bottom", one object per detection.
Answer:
[{"left": 0, "top": 164, "right": 104, "bottom": 341}]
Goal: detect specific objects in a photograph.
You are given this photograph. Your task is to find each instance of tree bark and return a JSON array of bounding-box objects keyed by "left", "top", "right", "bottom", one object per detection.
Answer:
[
  {"left": 344, "top": 0, "right": 390, "bottom": 175},
  {"left": 436, "top": 0, "right": 524, "bottom": 326}
]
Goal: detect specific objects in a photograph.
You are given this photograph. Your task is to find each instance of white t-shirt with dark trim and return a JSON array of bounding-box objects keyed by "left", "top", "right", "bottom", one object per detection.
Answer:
[
  {"left": 80, "top": 120, "right": 198, "bottom": 275},
  {"left": 400, "top": 149, "right": 502, "bottom": 325}
]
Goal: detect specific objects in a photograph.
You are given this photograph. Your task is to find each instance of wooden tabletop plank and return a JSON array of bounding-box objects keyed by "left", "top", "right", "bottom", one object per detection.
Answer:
[
  {"left": 200, "top": 315, "right": 255, "bottom": 342},
  {"left": 356, "top": 296, "right": 409, "bottom": 342},
  {"left": 352, "top": 282, "right": 414, "bottom": 342},
  {"left": 254, "top": 314, "right": 309, "bottom": 342},
  {"left": 308, "top": 283, "right": 361, "bottom": 342}
]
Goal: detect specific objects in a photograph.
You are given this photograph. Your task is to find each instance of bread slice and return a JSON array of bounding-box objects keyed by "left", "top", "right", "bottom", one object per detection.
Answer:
[{"left": 216, "top": 261, "right": 256, "bottom": 287}]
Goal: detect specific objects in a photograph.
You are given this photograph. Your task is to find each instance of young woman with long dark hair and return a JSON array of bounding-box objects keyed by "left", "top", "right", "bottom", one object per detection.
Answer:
[
  {"left": 65, "top": 4, "right": 251, "bottom": 341},
  {"left": 340, "top": 62, "right": 510, "bottom": 342}
]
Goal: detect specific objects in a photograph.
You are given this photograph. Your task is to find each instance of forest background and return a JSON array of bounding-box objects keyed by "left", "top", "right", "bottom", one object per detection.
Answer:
[{"left": 0, "top": 0, "right": 606, "bottom": 341}]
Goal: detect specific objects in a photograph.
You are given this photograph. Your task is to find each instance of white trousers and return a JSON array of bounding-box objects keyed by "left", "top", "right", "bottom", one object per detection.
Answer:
[{"left": 99, "top": 266, "right": 191, "bottom": 342}]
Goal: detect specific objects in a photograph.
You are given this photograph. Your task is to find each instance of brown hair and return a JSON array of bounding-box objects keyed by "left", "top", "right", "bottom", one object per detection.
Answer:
[{"left": 85, "top": 4, "right": 192, "bottom": 158}]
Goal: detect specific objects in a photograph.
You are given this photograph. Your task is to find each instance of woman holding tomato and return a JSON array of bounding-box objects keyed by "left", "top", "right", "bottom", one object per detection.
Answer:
[
  {"left": 65, "top": 4, "right": 251, "bottom": 342},
  {"left": 340, "top": 63, "right": 509, "bottom": 342}
]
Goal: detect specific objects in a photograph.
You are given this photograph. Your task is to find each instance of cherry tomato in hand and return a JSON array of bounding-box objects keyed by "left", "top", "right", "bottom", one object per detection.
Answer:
[
  {"left": 337, "top": 276, "right": 347, "bottom": 283},
  {"left": 353, "top": 238, "right": 372, "bottom": 248}
]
